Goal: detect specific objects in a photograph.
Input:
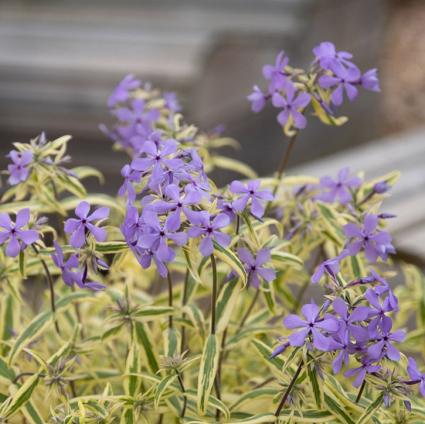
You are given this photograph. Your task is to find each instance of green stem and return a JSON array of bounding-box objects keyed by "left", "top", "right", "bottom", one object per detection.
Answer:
[
  {"left": 274, "top": 359, "right": 303, "bottom": 417},
  {"left": 238, "top": 287, "right": 260, "bottom": 330},
  {"left": 175, "top": 370, "right": 187, "bottom": 418},
  {"left": 355, "top": 379, "right": 366, "bottom": 403},
  {"left": 167, "top": 272, "right": 173, "bottom": 329},
  {"left": 32, "top": 245, "right": 61, "bottom": 336},
  {"left": 180, "top": 270, "right": 189, "bottom": 354},
  {"left": 210, "top": 255, "right": 217, "bottom": 335},
  {"left": 272, "top": 133, "right": 298, "bottom": 198}
]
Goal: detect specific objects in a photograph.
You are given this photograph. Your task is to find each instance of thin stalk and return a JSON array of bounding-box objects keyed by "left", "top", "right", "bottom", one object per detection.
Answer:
[
  {"left": 274, "top": 359, "right": 303, "bottom": 417},
  {"left": 175, "top": 370, "right": 187, "bottom": 418},
  {"left": 32, "top": 245, "right": 61, "bottom": 336},
  {"left": 238, "top": 287, "right": 260, "bottom": 330},
  {"left": 272, "top": 134, "right": 298, "bottom": 197},
  {"left": 180, "top": 270, "right": 189, "bottom": 354},
  {"left": 355, "top": 379, "right": 366, "bottom": 403},
  {"left": 167, "top": 272, "right": 174, "bottom": 329},
  {"left": 215, "top": 329, "right": 227, "bottom": 421},
  {"left": 210, "top": 255, "right": 217, "bottom": 335}
]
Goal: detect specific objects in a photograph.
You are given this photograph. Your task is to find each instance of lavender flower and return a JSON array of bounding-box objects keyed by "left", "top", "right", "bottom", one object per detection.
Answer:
[
  {"left": 7, "top": 150, "right": 33, "bottom": 185},
  {"left": 186, "top": 211, "right": 231, "bottom": 257},
  {"left": 51, "top": 241, "right": 80, "bottom": 287},
  {"left": 313, "top": 41, "right": 355, "bottom": 71},
  {"left": 332, "top": 298, "right": 369, "bottom": 341},
  {"left": 230, "top": 180, "right": 274, "bottom": 219},
  {"left": 238, "top": 247, "right": 276, "bottom": 287},
  {"left": 319, "top": 64, "right": 361, "bottom": 106},
  {"left": 64, "top": 201, "right": 110, "bottom": 249},
  {"left": 360, "top": 69, "right": 380, "bottom": 92},
  {"left": 262, "top": 51, "right": 288, "bottom": 92},
  {"left": 316, "top": 167, "right": 361, "bottom": 204},
  {"left": 271, "top": 83, "right": 311, "bottom": 129},
  {"left": 108, "top": 74, "right": 140, "bottom": 108},
  {"left": 344, "top": 360, "right": 381, "bottom": 388},
  {"left": 247, "top": 85, "right": 267, "bottom": 113},
  {"left": 344, "top": 214, "right": 395, "bottom": 262},
  {"left": 284, "top": 303, "right": 338, "bottom": 350},
  {"left": 367, "top": 318, "right": 405, "bottom": 361},
  {"left": 0, "top": 209, "right": 39, "bottom": 257},
  {"left": 407, "top": 357, "right": 425, "bottom": 397},
  {"left": 311, "top": 251, "right": 348, "bottom": 284},
  {"left": 138, "top": 211, "right": 187, "bottom": 262}
]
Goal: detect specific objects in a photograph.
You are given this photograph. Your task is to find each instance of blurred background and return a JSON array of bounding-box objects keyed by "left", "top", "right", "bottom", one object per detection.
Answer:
[{"left": 0, "top": 0, "right": 424, "bottom": 261}]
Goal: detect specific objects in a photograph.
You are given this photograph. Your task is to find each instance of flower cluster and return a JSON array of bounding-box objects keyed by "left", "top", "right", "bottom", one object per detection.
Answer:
[{"left": 248, "top": 41, "right": 379, "bottom": 133}]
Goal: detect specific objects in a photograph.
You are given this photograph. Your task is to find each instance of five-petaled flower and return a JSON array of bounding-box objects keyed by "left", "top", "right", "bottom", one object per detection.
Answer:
[
  {"left": 284, "top": 303, "right": 338, "bottom": 350},
  {"left": 187, "top": 211, "right": 231, "bottom": 257},
  {"left": 7, "top": 150, "right": 33, "bottom": 186},
  {"left": 271, "top": 82, "right": 311, "bottom": 129},
  {"left": 230, "top": 180, "right": 274, "bottom": 219},
  {"left": 344, "top": 214, "right": 395, "bottom": 262},
  {"left": 64, "top": 201, "right": 110, "bottom": 249},
  {"left": 0, "top": 209, "right": 39, "bottom": 257},
  {"left": 407, "top": 357, "right": 425, "bottom": 398},
  {"left": 238, "top": 247, "right": 276, "bottom": 287}
]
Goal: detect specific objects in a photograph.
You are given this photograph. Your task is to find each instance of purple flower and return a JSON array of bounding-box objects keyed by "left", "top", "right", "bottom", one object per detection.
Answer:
[
  {"left": 313, "top": 41, "right": 355, "bottom": 71},
  {"left": 150, "top": 184, "right": 201, "bottom": 229},
  {"left": 361, "top": 69, "right": 380, "bottom": 92},
  {"left": 271, "top": 341, "right": 290, "bottom": 358},
  {"left": 363, "top": 288, "right": 396, "bottom": 337},
  {"left": 367, "top": 318, "right": 405, "bottom": 361},
  {"left": 108, "top": 74, "right": 140, "bottom": 108},
  {"left": 344, "top": 214, "right": 395, "bottom": 262},
  {"left": 7, "top": 150, "right": 33, "bottom": 185},
  {"left": 407, "top": 357, "right": 425, "bottom": 397},
  {"left": 247, "top": 85, "right": 267, "bottom": 113},
  {"left": 51, "top": 241, "right": 80, "bottom": 287},
  {"left": 344, "top": 361, "right": 381, "bottom": 388},
  {"left": 0, "top": 209, "right": 39, "bottom": 257},
  {"left": 163, "top": 92, "right": 181, "bottom": 112},
  {"left": 332, "top": 298, "right": 369, "bottom": 341},
  {"left": 316, "top": 167, "right": 361, "bottom": 204},
  {"left": 272, "top": 83, "right": 311, "bottom": 129},
  {"left": 311, "top": 251, "right": 348, "bottom": 284},
  {"left": 283, "top": 303, "right": 338, "bottom": 350},
  {"left": 329, "top": 330, "right": 351, "bottom": 374},
  {"left": 230, "top": 180, "right": 274, "bottom": 218},
  {"left": 238, "top": 247, "right": 276, "bottom": 287},
  {"left": 319, "top": 64, "right": 361, "bottom": 106},
  {"left": 187, "top": 211, "right": 231, "bottom": 257},
  {"left": 64, "top": 201, "right": 109, "bottom": 248},
  {"left": 262, "top": 51, "right": 288, "bottom": 91},
  {"left": 138, "top": 211, "right": 187, "bottom": 262},
  {"left": 118, "top": 164, "right": 141, "bottom": 202},
  {"left": 131, "top": 138, "right": 183, "bottom": 190}
]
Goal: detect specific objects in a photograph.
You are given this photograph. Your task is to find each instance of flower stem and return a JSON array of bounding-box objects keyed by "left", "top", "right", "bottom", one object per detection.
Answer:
[
  {"left": 210, "top": 254, "right": 217, "bottom": 335},
  {"left": 31, "top": 245, "right": 61, "bottom": 336},
  {"left": 180, "top": 270, "right": 189, "bottom": 354},
  {"left": 175, "top": 369, "right": 187, "bottom": 418},
  {"left": 167, "top": 271, "right": 173, "bottom": 329},
  {"left": 355, "top": 379, "right": 366, "bottom": 403},
  {"left": 272, "top": 133, "right": 298, "bottom": 197},
  {"left": 274, "top": 359, "right": 303, "bottom": 417},
  {"left": 238, "top": 287, "right": 260, "bottom": 330}
]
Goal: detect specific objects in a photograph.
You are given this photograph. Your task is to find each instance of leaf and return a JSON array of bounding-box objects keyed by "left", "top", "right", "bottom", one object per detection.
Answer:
[
  {"left": 311, "top": 96, "right": 348, "bottom": 126},
  {"left": 135, "top": 322, "right": 159, "bottom": 373},
  {"left": 271, "top": 251, "right": 303, "bottom": 268},
  {"left": 154, "top": 373, "right": 178, "bottom": 409},
  {"left": 213, "top": 241, "right": 247, "bottom": 287},
  {"left": 8, "top": 291, "right": 92, "bottom": 364},
  {"left": 261, "top": 282, "right": 276, "bottom": 315},
  {"left": 0, "top": 294, "right": 15, "bottom": 356},
  {"left": 251, "top": 339, "right": 284, "bottom": 376},
  {"left": 184, "top": 304, "right": 206, "bottom": 342},
  {"left": 324, "top": 393, "right": 355, "bottom": 423},
  {"left": 163, "top": 328, "right": 180, "bottom": 357},
  {"left": 19, "top": 250, "right": 25, "bottom": 277},
  {"left": 0, "top": 358, "right": 15, "bottom": 382},
  {"left": 125, "top": 341, "right": 141, "bottom": 397},
  {"left": 22, "top": 401, "right": 44, "bottom": 424},
  {"left": 197, "top": 334, "right": 220, "bottom": 415},
  {"left": 95, "top": 241, "right": 129, "bottom": 254},
  {"left": 215, "top": 277, "right": 241, "bottom": 333},
  {"left": 133, "top": 305, "right": 174, "bottom": 320},
  {"left": 71, "top": 166, "right": 104, "bottom": 183},
  {"left": 307, "top": 359, "right": 323, "bottom": 409},
  {"left": 212, "top": 156, "right": 257, "bottom": 178},
  {"left": 230, "top": 388, "right": 279, "bottom": 411},
  {"left": 356, "top": 393, "right": 383, "bottom": 424},
  {"left": 0, "top": 374, "right": 40, "bottom": 418}
]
